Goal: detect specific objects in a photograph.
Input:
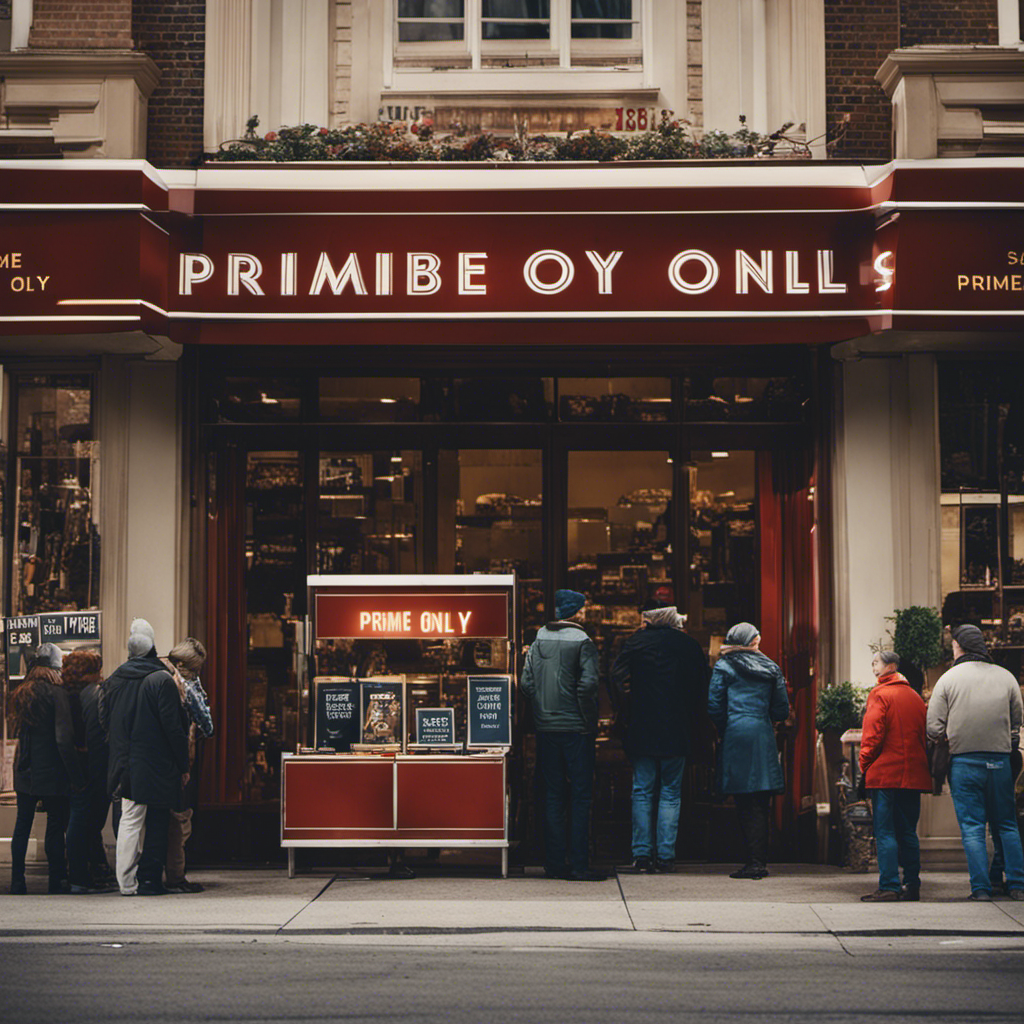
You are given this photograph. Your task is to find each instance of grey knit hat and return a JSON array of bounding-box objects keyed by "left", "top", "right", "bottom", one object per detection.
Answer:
[
  {"left": 130, "top": 618, "right": 156, "bottom": 643},
  {"left": 32, "top": 642, "right": 64, "bottom": 670},
  {"left": 127, "top": 632, "right": 155, "bottom": 658},
  {"left": 724, "top": 622, "right": 760, "bottom": 647}
]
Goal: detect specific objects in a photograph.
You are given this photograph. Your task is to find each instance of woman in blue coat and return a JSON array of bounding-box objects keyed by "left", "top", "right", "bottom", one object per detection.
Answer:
[{"left": 708, "top": 622, "right": 790, "bottom": 879}]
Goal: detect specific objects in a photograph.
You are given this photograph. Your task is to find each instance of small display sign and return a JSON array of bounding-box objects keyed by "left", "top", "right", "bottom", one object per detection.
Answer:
[
  {"left": 415, "top": 707, "right": 456, "bottom": 746},
  {"left": 360, "top": 679, "right": 405, "bottom": 748},
  {"left": 4, "top": 611, "right": 102, "bottom": 679},
  {"left": 467, "top": 675, "right": 512, "bottom": 748},
  {"left": 313, "top": 678, "right": 360, "bottom": 753}
]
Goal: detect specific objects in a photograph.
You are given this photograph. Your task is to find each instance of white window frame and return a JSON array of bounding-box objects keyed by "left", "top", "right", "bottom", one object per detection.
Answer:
[
  {"left": 997, "top": 0, "right": 1022, "bottom": 45},
  {"left": 388, "top": 0, "right": 649, "bottom": 90}
]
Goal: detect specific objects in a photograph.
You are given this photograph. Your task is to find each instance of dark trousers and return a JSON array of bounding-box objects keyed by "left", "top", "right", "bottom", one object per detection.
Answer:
[
  {"left": 85, "top": 775, "right": 112, "bottom": 876},
  {"left": 734, "top": 791, "right": 772, "bottom": 868},
  {"left": 65, "top": 788, "right": 92, "bottom": 887},
  {"left": 11, "top": 792, "right": 70, "bottom": 888},
  {"left": 536, "top": 731, "right": 596, "bottom": 876},
  {"left": 137, "top": 805, "right": 171, "bottom": 887}
]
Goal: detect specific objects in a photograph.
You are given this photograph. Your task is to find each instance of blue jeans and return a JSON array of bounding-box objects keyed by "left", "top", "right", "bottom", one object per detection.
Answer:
[
  {"left": 871, "top": 789, "right": 921, "bottom": 893},
  {"left": 536, "top": 732, "right": 596, "bottom": 876},
  {"left": 949, "top": 752, "right": 1024, "bottom": 893},
  {"left": 631, "top": 756, "right": 686, "bottom": 861}
]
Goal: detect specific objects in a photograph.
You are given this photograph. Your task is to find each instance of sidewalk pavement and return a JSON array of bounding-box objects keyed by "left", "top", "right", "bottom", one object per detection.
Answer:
[{"left": 3, "top": 864, "right": 1024, "bottom": 947}]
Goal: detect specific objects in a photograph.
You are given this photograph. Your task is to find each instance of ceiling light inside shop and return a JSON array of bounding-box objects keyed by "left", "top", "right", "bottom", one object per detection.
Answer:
[
  {"left": 379, "top": 398, "right": 397, "bottom": 403},
  {"left": 391, "top": 453, "right": 403, "bottom": 463},
  {"left": 711, "top": 451, "right": 730, "bottom": 458}
]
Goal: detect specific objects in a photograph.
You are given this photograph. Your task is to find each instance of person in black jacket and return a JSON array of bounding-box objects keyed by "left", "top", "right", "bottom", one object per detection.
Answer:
[
  {"left": 104, "top": 625, "right": 190, "bottom": 896},
  {"left": 8, "top": 645, "right": 86, "bottom": 894},
  {"left": 63, "top": 649, "right": 114, "bottom": 889},
  {"left": 611, "top": 601, "right": 709, "bottom": 873}
]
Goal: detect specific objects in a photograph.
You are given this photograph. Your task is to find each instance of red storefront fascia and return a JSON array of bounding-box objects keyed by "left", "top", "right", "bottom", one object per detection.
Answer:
[{"left": 2, "top": 157, "right": 1022, "bottom": 852}]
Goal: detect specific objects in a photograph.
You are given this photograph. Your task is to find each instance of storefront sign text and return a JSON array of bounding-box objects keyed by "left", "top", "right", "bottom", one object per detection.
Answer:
[{"left": 316, "top": 592, "right": 508, "bottom": 639}]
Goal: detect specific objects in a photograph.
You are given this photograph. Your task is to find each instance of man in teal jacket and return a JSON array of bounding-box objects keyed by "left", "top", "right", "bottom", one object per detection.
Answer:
[{"left": 520, "top": 589, "right": 603, "bottom": 881}]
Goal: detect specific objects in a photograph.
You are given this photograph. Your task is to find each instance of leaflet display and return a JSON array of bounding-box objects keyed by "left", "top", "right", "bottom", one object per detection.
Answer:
[
  {"left": 467, "top": 675, "right": 512, "bottom": 748},
  {"left": 313, "top": 678, "right": 360, "bottom": 752}
]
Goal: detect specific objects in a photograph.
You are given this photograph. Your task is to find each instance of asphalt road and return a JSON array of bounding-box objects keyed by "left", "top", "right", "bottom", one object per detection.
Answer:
[{"left": 2, "top": 942, "right": 1023, "bottom": 1024}]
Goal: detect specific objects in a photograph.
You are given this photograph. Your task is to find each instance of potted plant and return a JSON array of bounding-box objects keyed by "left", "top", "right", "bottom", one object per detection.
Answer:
[
  {"left": 890, "top": 606, "right": 944, "bottom": 694},
  {"left": 815, "top": 681, "right": 867, "bottom": 764}
]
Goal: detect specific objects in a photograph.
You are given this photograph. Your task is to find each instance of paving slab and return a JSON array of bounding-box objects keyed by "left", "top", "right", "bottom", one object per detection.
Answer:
[
  {"left": 626, "top": 900, "right": 826, "bottom": 933},
  {"left": 281, "top": 897, "right": 633, "bottom": 932},
  {"left": 320, "top": 875, "right": 622, "bottom": 902},
  {"left": 811, "top": 902, "right": 1024, "bottom": 934},
  {"left": 993, "top": 901, "right": 1024, "bottom": 926}
]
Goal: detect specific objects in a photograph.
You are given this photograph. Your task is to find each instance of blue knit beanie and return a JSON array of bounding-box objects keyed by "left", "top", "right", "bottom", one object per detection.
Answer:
[{"left": 555, "top": 589, "right": 587, "bottom": 620}]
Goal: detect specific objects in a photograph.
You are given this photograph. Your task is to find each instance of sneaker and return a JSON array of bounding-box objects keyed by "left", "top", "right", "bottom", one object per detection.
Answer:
[
  {"left": 967, "top": 890, "right": 993, "bottom": 901},
  {"left": 387, "top": 863, "right": 416, "bottom": 880},
  {"left": 860, "top": 889, "right": 900, "bottom": 902},
  {"left": 900, "top": 885, "right": 920, "bottom": 902},
  {"left": 1008, "top": 889, "right": 1024, "bottom": 901},
  {"left": 165, "top": 878, "right": 205, "bottom": 893},
  {"left": 631, "top": 856, "right": 653, "bottom": 874},
  {"left": 568, "top": 869, "right": 608, "bottom": 882},
  {"left": 654, "top": 859, "right": 676, "bottom": 874},
  {"left": 137, "top": 881, "right": 169, "bottom": 896}
]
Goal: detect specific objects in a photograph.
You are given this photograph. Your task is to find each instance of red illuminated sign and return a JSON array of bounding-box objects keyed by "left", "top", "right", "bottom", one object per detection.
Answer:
[{"left": 316, "top": 592, "right": 509, "bottom": 640}]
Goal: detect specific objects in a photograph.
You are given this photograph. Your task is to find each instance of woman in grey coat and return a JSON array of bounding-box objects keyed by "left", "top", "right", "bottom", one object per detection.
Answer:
[{"left": 708, "top": 622, "right": 790, "bottom": 879}]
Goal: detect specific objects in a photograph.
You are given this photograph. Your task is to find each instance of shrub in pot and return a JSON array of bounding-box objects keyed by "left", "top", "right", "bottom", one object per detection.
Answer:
[{"left": 890, "top": 606, "right": 944, "bottom": 694}]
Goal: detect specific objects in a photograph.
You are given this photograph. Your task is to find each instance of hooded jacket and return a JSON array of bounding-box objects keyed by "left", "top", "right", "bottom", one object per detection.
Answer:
[
  {"left": 859, "top": 670, "right": 932, "bottom": 790},
  {"left": 707, "top": 649, "right": 789, "bottom": 794},
  {"left": 102, "top": 653, "right": 189, "bottom": 804},
  {"left": 610, "top": 623, "right": 709, "bottom": 759},
  {"left": 520, "top": 621, "right": 599, "bottom": 733}
]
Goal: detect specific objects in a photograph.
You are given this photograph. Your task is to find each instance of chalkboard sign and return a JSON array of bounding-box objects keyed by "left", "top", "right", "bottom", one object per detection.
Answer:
[
  {"left": 313, "top": 678, "right": 360, "bottom": 752},
  {"left": 4, "top": 611, "right": 103, "bottom": 679},
  {"left": 467, "top": 675, "right": 511, "bottom": 748},
  {"left": 415, "top": 707, "right": 456, "bottom": 746}
]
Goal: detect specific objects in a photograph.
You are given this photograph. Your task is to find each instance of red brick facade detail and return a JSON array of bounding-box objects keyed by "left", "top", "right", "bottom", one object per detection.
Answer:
[
  {"left": 132, "top": 1, "right": 206, "bottom": 168},
  {"left": 900, "top": 0, "right": 998, "bottom": 45},
  {"left": 29, "top": 0, "right": 134, "bottom": 49},
  {"left": 824, "top": 1, "right": 900, "bottom": 162}
]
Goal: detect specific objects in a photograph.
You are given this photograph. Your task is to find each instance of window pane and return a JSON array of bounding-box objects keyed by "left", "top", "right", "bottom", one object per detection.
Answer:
[
  {"left": 398, "top": 22, "right": 465, "bottom": 41},
  {"left": 684, "top": 374, "right": 806, "bottom": 423},
  {"left": 217, "top": 377, "right": 302, "bottom": 423},
  {"left": 316, "top": 451, "right": 422, "bottom": 574},
  {"left": 446, "top": 378, "right": 553, "bottom": 421},
  {"left": 399, "top": 0, "right": 464, "bottom": 15},
  {"left": 571, "top": 0, "right": 634, "bottom": 38},
  {"left": 559, "top": 378, "right": 671, "bottom": 422},
  {"left": 482, "top": 0, "right": 550, "bottom": 38},
  {"left": 320, "top": 378, "right": 421, "bottom": 422},
  {"left": 245, "top": 452, "right": 305, "bottom": 802}
]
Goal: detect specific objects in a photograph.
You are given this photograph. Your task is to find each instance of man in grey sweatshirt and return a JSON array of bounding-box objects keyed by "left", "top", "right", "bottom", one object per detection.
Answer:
[{"left": 927, "top": 625, "right": 1024, "bottom": 901}]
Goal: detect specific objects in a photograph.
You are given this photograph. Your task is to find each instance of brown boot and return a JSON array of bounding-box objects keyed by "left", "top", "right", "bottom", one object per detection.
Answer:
[{"left": 860, "top": 888, "right": 900, "bottom": 902}]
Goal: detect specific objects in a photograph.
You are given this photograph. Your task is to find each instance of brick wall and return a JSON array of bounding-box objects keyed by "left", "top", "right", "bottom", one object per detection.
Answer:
[
  {"left": 29, "top": 0, "right": 133, "bottom": 49},
  {"left": 132, "top": 1, "right": 205, "bottom": 168},
  {"left": 332, "top": 1, "right": 353, "bottom": 127},
  {"left": 900, "top": 0, "right": 998, "bottom": 45},
  {"left": 824, "top": 1, "right": 899, "bottom": 161}
]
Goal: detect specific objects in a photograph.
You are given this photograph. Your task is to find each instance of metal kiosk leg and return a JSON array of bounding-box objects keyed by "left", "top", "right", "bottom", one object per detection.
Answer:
[
  {"left": 288, "top": 847, "right": 295, "bottom": 879},
  {"left": 501, "top": 847, "right": 508, "bottom": 879}
]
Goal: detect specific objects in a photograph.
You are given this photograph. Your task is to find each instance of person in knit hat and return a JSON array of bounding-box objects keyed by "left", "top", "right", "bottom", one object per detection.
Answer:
[
  {"left": 927, "top": 625, "right": 1024, "bottom": 901},
  {"left": 520, "top": 589, "right": 604, "bottom": 881}
]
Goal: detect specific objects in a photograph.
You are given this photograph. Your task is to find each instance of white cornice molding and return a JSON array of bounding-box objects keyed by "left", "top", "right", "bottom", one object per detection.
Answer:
[
  {"left": 0, "top": 50, "right": 162, "bottom": 95},
  {"left": 877, "top": 45, "right": 1024, "bottom": 96}
]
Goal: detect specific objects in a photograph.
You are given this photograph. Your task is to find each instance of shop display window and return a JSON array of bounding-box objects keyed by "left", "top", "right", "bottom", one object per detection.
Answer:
[
  {"left": 319, "top": 378, "right": 421, "bottom": 421},
  {"left": 445, "top": 377, "right": 553, "bottom": 421},
  {"left": 11, "top": 375, "right": 98, "bottom": 617},
  {"left": 216, "top": 377, "right": 303, "bottom": 422},
  {"left": 683, "top": 374, "right": 807, "bottom": 423},
  {"left": 316, "top": 451, "right": 423, "bottom": 574},
  {"left": 685, "top": 451, "right": 757, "bottom": 653},
  {"left": 558, "top": 377, "right": 671, "bottom": 422},
  {"left": 438, "top": 448, "right": 544, "bottom": 632},
  {"left": 244, "top": 451, "right": 306, "bottom": 801}
]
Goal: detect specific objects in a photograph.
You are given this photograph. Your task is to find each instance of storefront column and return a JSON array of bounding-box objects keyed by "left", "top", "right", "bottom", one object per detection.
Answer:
[
  {"left": 831, "top": 351, "right": 941, "bottom": 685},
  {"left": 99, "top": 356, "right": 184, "bottom": 667}
]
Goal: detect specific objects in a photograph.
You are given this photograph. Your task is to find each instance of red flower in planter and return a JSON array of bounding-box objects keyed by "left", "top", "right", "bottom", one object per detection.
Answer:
[{"left": 265, "top": 131, "right": 278, "bottom": 141}]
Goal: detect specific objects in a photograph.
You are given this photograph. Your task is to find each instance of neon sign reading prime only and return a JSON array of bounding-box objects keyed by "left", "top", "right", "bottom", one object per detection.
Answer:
[{"left": 315, "top": 592, "right": 509, "bottom": 640}]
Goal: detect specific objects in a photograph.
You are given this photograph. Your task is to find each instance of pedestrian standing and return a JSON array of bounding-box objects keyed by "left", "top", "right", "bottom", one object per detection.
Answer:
[
  {"left": 858, "top": 650, "right": 932, "bottom": 902},
  {"left": 610, "top": 600, "right": 708, "bottom": 873},
  {"left": 520, "top": 589, "right": 604, "bottom": 881},
  {"left": 708, "top": 622, "right": 790, "bottom": 880},
  {"left": 162, "top": 637, "right": 212, "bottom": 893},
  {"left": 926, "top": 624, "right": 1024, "bottom": 901},
  {"left": 8, "top": 644, "right": 86, "bottom": 895}
]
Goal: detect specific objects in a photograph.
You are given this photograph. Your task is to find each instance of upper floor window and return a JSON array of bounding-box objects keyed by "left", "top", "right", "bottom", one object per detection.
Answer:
[{"left": 395, "top": 0, "right": 642, "bottom": 70}]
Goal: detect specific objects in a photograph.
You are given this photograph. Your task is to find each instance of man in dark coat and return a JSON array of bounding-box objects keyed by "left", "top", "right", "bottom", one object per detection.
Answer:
[
  {"left": 611, "top": 601, "right": 709, "bottom": 873},
  {"left": 103, "top": 623, "right": 189, "bottom": 895},
  {"left": 520, "top": 589, "right": 603, "bottom": 881}
]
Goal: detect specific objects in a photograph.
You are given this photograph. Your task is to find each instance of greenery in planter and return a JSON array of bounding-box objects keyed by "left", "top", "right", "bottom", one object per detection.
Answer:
[
  {"left": 206, "top": 112, "right": 848, "bottom": 164},
  {"left": 815, "top": 682, "right": 866, "bottom": 733},
  {"left": 889, "top": 606, "right": 945, "bottom": 672}
]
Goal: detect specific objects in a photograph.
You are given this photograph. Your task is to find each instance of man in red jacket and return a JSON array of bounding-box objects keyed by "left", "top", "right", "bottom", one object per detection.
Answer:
[{"left": 858, "top": 650, "right": 932, "bottom": 902}]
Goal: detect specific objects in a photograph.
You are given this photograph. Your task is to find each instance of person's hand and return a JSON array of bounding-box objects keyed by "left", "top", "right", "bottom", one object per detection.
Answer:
[{"left": 181, "top": 773, "right": 190, "bottom": 787}]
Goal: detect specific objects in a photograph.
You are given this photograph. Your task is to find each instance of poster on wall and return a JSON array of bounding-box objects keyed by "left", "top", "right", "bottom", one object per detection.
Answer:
[
  {"left": 313, "top": 678, "right": 360, "bottom": 753},
  {"left": 356, "top": 678, "right": 405, "bottom": 750},
  {"left": 467, "top": 675, "right": 512, "bottom": 749}
]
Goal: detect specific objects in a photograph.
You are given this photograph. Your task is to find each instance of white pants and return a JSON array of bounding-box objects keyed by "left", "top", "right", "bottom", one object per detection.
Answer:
[{"left": 116, "top": 797, "right": 147, "bottom": 895}]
